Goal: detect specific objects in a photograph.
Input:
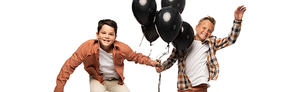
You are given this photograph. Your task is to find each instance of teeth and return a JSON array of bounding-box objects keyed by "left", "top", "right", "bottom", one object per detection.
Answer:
[
  {"left": 103, "top": 39, "right": 110, "bottom": 42},
  {"left": 201, "top": 32, "right": 207, "bottom": 37}
]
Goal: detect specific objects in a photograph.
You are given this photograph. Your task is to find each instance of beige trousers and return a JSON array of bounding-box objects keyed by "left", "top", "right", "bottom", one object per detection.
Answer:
[{"left": 89, "top": 76, "right": 130, "bottom": 92}]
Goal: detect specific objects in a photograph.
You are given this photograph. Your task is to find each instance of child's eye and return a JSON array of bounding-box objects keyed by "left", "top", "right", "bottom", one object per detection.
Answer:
[{"left": 209, "top": 30, "right": 212, "bottom": 33}]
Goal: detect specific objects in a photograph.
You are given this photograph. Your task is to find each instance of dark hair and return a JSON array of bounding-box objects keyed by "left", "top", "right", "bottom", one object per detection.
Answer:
[{"left": 97, "top": 19, "right": 118, "bottom": 35}]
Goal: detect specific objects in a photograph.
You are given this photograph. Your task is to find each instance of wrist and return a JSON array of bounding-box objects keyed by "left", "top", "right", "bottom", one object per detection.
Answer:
[
  {"left": 150, "top": 61, "right": 154, "bottom": 66},
  {"left": 150, "top": 60, "right": 157, "bottom": 66},
  {"left": 234, "top": 20, "right": 242, "bottom": 25}
]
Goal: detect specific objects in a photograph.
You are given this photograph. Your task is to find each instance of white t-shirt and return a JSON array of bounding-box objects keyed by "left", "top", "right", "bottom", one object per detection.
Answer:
[
  {"left": 99, "top": 47, "right": 120, "bottom": 80},
  {"left": 185, "top": 40, "right": 209, "bottom": 87}
]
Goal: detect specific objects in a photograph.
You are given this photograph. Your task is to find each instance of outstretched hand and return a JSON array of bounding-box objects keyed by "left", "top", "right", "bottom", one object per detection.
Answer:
[
  {"left": 234, "top": 5, "right": 247, "bottom": 20},
  {"left": 150, "top": 59, "right": 161, "bottom": 67},
  {"left": 155, "top": 66, "right": 164, "bottom": 73}
]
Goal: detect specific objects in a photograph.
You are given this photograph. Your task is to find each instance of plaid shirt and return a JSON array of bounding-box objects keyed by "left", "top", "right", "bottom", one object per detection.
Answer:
[{"left": 162, "top": 20, "right": 242, "bottom": 90}]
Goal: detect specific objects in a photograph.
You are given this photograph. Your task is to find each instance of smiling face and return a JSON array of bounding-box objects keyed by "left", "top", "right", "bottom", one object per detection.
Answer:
[
  {"left": 194, "top": 20, "right": 214, "bottom": 41},
  {"left": 97, "top": 24, "right": 116, "bottom": 52}
]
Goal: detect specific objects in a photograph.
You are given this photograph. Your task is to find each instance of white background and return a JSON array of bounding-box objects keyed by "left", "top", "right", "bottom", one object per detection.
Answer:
[{"left": 1, "top": 0, "right": 296, "bottom": 92}]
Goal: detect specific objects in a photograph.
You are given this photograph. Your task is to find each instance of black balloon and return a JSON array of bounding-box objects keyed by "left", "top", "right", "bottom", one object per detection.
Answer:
[
  {"left": 172, "top": 21, "right": 194, "bottom": 53},
  {"left": 132, "top": 0, "right": 157, "bottom": 26},
  {"left": 141, "top": 23, "right": 159, "bottom": 44},
  {"left": 161, "top": 0, "right": 185, "bottom": 14},
  {"left": 155, "top": 7, "right": 182, "bottom": 44}
]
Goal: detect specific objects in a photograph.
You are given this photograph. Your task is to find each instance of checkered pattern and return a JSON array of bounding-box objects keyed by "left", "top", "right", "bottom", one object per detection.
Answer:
[{"left": 162, "top": 20, "right": 242, "bottom": 90}]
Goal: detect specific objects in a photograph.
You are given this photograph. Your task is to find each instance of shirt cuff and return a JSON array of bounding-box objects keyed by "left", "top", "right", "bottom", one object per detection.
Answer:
[
  {"left": 234, "top": 20, "right": 242, "bottom": 24},
  {"left": 161, "top": 63, "right": 168, "bottom": 70}
]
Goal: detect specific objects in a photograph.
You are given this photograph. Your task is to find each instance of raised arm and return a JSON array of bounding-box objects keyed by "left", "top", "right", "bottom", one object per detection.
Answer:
[
  {"left": 235, "top": 5, "right": 246, "bottom": 21},
  {"left": 211, "top": 5, "right": 246, "bottom": 50}
]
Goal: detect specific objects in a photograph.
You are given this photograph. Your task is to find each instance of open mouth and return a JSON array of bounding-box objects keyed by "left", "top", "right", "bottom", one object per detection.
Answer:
[
  {"left": 103, "top": 39, "right": 110, "bottom": 43},
  {"left": 201, "top": 32, "right": 207, "bottom": 38}
]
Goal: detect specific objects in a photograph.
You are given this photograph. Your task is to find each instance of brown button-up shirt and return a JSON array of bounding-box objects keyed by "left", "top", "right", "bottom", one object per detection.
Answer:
[{"left": 54, "top": 39, "right": 153, "bottom": 92}]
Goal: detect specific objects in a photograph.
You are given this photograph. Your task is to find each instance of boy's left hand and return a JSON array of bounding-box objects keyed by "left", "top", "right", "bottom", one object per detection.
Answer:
[{"left": 234, "top": 5, "right": 247, "bottom": 20}]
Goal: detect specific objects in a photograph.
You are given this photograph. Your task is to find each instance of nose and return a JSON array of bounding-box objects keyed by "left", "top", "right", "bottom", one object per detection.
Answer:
[
  {"left": 104, "top": 34, "right": 110, "bottom": 39},
  {"left": 204, "top": 29, "right": 208, "bottom": 34}
]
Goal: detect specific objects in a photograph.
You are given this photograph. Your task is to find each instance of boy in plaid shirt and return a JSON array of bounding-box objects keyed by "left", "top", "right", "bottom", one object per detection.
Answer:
[{"left": 156, "top": 5, "right": 247, "bottom": 92}]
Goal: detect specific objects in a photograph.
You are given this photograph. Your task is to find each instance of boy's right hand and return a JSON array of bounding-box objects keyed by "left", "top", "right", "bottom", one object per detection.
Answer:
[
  {"left": 234, "top": 5, "right": 246, "bottom": 21},
  {"left": 155, "top": 65, "right": 164, "bottom": 73}
]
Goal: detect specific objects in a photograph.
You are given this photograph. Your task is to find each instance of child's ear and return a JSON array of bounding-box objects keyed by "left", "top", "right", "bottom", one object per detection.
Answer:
[
  {"left": 96, "top": 32, "right": 99, "bottom": 39},
  {"left": 195, "top": 25, "right": 199, "bottom": 31}
]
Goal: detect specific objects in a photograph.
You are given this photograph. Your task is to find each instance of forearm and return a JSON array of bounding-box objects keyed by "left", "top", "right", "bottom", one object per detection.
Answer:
[
  {"left": 162, "top": 57, "right": 177, "bottom": 71},
  {"left": 162, "top": 48, "right": 178, "bottom": 71},
  {"left": 214, "top": 20, "right": 242, "bottom": 50},
  {"left": 229, "top": 20, "right": 242, "bottom": 43},
  {"left": 55, "top": 55, "right": 83, "bottom": 91},
  {"left": 127, "top": 51, "right": 154, "bottom": 65},
  {"left": 55, "top": 42, "right": 88, "bottom": 91}
]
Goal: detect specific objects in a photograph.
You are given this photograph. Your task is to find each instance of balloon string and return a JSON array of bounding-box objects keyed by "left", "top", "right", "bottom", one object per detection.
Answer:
[
  {"left": 158, "top": 72, "right": 161, "bottom": 92},
  {"left": 137, "top": 35, "right": 145, "bottom": 52},
  {"left": 148, "top": 48, "right": 152, "bottom": 58},
  {"left": 158, "top": 44, "right": 170, "bottom": 92},
  {"left": 157, "top": 46, "right": 169, "bottom": 60},
  {"left": 167, "top": 44, "right": 170, "bottom": 54}
]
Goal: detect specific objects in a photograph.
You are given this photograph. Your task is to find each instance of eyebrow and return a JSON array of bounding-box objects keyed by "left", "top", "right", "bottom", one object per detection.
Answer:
[{"left": 101, "top": 30, "right": 115, "bottom": 34}]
